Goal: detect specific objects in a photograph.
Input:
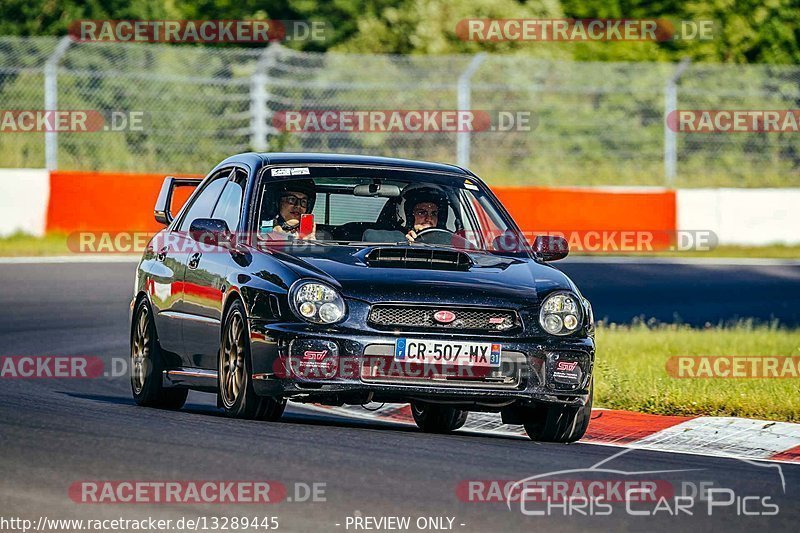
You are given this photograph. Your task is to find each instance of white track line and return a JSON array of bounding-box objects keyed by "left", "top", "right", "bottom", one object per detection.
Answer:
[{"left": 634, "top": 417, "right": 800, "bottom": 459}]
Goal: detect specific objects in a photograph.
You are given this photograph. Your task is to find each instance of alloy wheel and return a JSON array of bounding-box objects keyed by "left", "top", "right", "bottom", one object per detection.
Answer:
[{"left": 221, "top": 312, "right": 245, "bottom": 408}]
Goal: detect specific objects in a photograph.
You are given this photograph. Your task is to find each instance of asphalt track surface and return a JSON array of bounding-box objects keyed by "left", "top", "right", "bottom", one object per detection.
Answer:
[{"left": 1, "top": 260, "right": 799, "bottom": 532}]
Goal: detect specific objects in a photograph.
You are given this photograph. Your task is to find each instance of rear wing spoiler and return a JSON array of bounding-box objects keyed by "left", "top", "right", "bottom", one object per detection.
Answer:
[{"left": 154, "top": 176, "right": 203, "bottom": 225}]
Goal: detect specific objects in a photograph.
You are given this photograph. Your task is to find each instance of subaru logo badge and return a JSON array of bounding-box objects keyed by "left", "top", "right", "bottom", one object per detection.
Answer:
[{"left": 433, "top": 310, "right": 456, "bottom": 324}]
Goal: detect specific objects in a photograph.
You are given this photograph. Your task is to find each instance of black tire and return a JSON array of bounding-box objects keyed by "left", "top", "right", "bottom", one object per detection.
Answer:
[
  {"left": 130, "top": 299, "right": 188, "bottom": 409},
  {"left": 410, "top": 401, "right": 469, "bottom": 433},
  {"left": 523, "top": 380, "right": 593, "bottom": 443},
  {"left": 219, "top": 299, "right": 286, "bottom": 421}
]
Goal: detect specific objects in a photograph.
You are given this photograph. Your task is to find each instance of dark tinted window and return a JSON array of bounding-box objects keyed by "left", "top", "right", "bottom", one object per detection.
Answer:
[
  {"left": 212, "top": 171, "right": 246, "bottom": 231},
  {"left": 178, "top": 172, "right": 228, "bottom": 232}
]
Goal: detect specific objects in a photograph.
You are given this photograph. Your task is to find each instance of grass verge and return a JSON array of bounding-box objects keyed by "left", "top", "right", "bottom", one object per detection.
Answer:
[
  {"left": 595, "top": 322, "right": 800, "bottom": 422},
  {"left": 0, "top": 232, "right": 71, "bottom": 256},
  {"left": 575, "top": 244, "right": 800, "bottom": 259}
]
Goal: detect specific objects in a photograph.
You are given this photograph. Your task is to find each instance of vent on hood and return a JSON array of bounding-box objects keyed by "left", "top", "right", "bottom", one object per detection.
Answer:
[{"left": 365, "top": 247, "right": 472, "bottom": 271}]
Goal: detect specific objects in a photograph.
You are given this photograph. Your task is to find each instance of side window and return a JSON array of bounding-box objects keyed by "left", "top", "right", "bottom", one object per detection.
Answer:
[
  {"left": 212, "top": 170, "right": 246, "bottom": 231},
  {"left": 178, "top": 171, "right": 229, "bottom": 232}
]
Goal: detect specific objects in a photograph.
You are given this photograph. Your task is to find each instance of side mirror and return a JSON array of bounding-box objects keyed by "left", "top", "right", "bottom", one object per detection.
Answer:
[
  {"left": 533, "top": 235, "right": 569, "bottom": 261},
  {"left": 491, "top": 230, "right": 526, "bottom": 253},
  {"left": 154, "top": 176, "right": 202, "bottom": 225},
  {"left": 189, "top": 218, "right": 232, "bottom": 247}
]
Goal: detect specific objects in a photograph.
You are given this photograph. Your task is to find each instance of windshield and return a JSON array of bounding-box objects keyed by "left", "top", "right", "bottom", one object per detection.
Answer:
[{"left": 254, "top": 166, "right": 525, "bottom": 254}]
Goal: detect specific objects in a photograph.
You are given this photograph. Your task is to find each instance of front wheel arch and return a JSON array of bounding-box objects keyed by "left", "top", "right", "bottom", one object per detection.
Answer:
[
  {"left": 220, "top": 288, "right": 246, "bottom": 339},
  {"left": 217, "top": 291, "right": 245, "bottom": 407},
  {"left": 217, "top": 297, "right": 285, "bottom": 420},
  {"left": 131, "top": 291, "right": 151, "bottom": 341}
]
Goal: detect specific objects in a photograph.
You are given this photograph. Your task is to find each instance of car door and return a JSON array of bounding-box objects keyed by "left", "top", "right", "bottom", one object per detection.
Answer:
[
  {"left": 165, "top": 169, "right": 230, "bottom": 367},
  {"left": 149, "top": 175, "right": 224, "bottom": 356},
  {"left": 181, "top": 167, "right": 247, "bottom": 370}
]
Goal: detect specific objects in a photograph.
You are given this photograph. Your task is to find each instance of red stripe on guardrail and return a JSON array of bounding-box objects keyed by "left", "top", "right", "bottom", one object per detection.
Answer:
[
  {"left": 46, "top": 170, "right": 198, "bottom": 233},
  {"left": 45, "top": 172, "right": 678, "bottom": 244},
  {"left": 493, "top": 187, "right": 677, "bottom": 251}
]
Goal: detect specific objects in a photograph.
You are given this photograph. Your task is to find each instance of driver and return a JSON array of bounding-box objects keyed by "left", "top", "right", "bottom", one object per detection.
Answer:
[{"left": 401, "top": 186, "right": 449, "bottom": 244}]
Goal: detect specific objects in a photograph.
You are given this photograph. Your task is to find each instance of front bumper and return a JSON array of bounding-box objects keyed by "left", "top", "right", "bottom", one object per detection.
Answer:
[{"left": 248, "top": 321, "right": 595, "bottom": 408}]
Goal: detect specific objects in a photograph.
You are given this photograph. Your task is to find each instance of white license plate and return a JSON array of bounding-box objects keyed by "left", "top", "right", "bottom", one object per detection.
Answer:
[{"left": 394, "top": 339, "right": 501, "bottom": 367}]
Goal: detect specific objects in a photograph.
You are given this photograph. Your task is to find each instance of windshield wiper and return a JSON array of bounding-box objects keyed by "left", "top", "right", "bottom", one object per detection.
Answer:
[
  {"left": 399, "top": 241, "right": 492, "bottom": 254},
  {"left": 342, "top": 241, "right": 404, "bottom": 246},
  {"left": 343, "top": 240, "right": 485, "bottom": 251}
]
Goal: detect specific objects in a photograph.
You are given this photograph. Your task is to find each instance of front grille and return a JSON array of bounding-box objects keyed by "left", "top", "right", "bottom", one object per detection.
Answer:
[{"left": 368, "top": 304, "right": 520, "bottom": 334}]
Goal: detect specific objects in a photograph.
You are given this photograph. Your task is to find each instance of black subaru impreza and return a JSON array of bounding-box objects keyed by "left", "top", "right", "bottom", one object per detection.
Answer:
[{"left": 130, "top": 152, "right": 595, "bottom": 442}]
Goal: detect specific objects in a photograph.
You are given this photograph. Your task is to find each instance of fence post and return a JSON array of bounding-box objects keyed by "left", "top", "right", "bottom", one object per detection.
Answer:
[
  {"left": 250, "top": 45, "right": 279, "bottom": 152},
  {"left": 44, "top": 36, "right": 73, "bottom": 170},
  {"left": 664, "top": 57, "right": 691, "bottom": 187},
  {"left": 457, "top": 53, "right": 487, "bottom": 168}
]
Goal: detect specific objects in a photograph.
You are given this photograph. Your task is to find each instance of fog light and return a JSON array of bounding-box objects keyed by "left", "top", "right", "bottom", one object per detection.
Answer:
[
  {"left": 299, "top": 302, "right": 316, "bottom": 318},
  {"left": 318, "top": 302, "right": 343, "bottom": 323},
  {"left": 543, "top": 314, "right": 563, "bottom": 334}
]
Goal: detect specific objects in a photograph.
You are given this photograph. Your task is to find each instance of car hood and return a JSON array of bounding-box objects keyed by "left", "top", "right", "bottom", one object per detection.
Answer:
[{"left": 267, "top": 245, "right": 574, "bottom": 308}]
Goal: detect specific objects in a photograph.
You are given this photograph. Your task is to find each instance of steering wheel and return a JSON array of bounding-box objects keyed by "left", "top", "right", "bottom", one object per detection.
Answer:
[{"left": 413, "top": 227, "right": 471, "bottom": 249}]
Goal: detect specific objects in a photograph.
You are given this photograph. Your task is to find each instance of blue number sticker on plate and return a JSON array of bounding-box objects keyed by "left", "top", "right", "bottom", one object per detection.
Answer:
[{"left": 395, "top": 338, "right": 407, "bottom": 360}]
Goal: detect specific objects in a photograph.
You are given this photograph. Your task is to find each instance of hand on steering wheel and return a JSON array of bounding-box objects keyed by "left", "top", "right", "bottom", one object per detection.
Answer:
[{"left": 405, "top": 226, "right": 454, "bottom": 244}]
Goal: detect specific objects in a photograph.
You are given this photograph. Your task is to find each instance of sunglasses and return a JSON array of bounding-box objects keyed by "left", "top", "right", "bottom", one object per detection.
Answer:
[
  {"left": 281, "top": 194, "right": 309, "bottom": 209},
  {"left": 412, "top": 208, "right": 439, "bottom": 218}
]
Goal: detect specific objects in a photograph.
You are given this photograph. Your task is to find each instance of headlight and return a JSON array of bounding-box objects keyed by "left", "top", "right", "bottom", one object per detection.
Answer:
[
  {"left": 289, "top": 280, "right": 347, "bottom": 325},
  {"left": 539, "top": 291, "right": 583, "bottom": 335}
]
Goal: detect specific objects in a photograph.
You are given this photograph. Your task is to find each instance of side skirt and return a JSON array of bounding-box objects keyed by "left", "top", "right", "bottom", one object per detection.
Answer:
[{"left": 163, "top": 368, "right": 218, "bottom": 393}]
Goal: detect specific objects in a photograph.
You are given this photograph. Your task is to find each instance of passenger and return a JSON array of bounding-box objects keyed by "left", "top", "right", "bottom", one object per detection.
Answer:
[{"left": 263, "top": 180, "right": 317, "bottom": 240}]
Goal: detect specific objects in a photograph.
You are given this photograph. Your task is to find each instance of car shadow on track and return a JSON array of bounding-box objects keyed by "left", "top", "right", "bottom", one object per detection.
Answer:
[
  {"left": 59, "top": 391, "right": 425, "bottom": 434},
  {"left": 61, "top": 392, "right": 139, "bottom": 406},
  {"left": 60, "top": 392, "right": 529, "bottom": 442}
]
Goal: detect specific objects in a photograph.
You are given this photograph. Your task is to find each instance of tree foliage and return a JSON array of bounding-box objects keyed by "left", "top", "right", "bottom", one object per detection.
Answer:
[{"left": 0, "top": 0, "right": 798, "bottom": 63}]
